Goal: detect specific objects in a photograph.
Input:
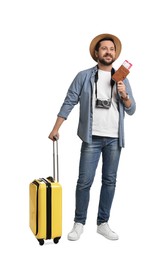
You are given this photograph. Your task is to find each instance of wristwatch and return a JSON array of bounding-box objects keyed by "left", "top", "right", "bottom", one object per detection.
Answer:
[{"left": 121, "top": 93, "right": 129, "bottom": 101}]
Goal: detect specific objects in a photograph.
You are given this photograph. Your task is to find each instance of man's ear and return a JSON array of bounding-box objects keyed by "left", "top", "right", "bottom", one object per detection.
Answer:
[{"left": 95, "top": 50, "right": 98, "bottom": 58}]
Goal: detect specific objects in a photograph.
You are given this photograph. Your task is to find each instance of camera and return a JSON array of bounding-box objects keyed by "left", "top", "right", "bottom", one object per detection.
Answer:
[{"left": 96, "top": 98, "right": 112, "bottom": 109}]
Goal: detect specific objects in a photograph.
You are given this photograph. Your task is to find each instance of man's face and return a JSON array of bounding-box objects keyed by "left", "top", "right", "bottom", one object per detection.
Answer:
[{"left": 95, "top": 40, "right": 116, "bottom": 66}]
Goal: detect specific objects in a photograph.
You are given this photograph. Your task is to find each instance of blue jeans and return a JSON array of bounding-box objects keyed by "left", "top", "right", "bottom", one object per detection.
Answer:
[{"left": 74, "top": 136, "right": 121, "bottom": 225}]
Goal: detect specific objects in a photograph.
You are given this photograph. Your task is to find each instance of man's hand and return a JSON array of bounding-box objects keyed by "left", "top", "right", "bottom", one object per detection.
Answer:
[
  {"left": 48, "top": 116, "right": 65, "bottom": 141},
  {"left": 48, "top": 131, "right": 59, "bottom": 141},
  {"left": 117, "top": 81, "right": 127, "bottom": 99}
]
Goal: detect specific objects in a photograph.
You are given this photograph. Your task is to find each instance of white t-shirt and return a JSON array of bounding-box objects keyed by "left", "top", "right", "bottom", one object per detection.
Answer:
[{"left": 92, "top": 69, "right": 119, "bottom": 137}]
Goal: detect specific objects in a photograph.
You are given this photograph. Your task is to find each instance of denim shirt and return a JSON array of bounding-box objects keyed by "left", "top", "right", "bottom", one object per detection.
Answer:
[{"left": 58, "top": 65, "right": 136, "bottom": 147}]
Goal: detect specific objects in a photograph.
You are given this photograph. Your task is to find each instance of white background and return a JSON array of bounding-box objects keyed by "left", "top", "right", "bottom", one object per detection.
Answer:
[{"left": 0, "top": 0, "right": 168, "bottom": 259}]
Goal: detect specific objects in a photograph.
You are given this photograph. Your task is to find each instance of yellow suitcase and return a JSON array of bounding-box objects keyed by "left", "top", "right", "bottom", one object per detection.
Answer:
[{"left": 29, "top": 141, "right": 62, "bottom": 245}]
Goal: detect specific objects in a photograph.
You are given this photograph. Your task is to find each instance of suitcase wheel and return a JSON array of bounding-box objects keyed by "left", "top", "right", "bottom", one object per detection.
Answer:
[
  {"left": 38, "top": 239, "right": 44, "bottom": 246},
  {"left": 53, "top": 237, "right": 61, "bottom": 244}
]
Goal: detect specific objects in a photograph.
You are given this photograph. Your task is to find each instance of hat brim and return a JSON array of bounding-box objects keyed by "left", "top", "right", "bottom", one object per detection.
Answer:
[{"left": 89, "top": 33, "right": 122, "bottom": 62}]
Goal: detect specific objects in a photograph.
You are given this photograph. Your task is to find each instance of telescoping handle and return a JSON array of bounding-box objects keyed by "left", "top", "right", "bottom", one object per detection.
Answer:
[{"left": 53, "top": 138, "right": 59, "bottom": 182}]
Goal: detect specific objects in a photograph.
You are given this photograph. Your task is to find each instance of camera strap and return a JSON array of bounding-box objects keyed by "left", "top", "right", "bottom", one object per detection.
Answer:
[{"left": 95, "top": 67, "right": 115, "bottom": 99}]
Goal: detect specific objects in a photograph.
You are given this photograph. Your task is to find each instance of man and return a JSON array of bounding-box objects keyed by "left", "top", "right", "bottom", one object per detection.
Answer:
[{"left": 48, "top": 33, "right": 136, "bottom": 241}]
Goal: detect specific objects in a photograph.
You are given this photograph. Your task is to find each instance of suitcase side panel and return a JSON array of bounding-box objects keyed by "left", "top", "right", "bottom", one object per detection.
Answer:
[
  {"left": 29, "top": 181, "right": 47, "bottom": 239},
  {"left": 29, "top": 182, "right": 38, "bottom": 235},
  {"left": 37, "top": 183, "right": 47, "bottom": 239},
  {"left": 51, "top": 182, "right": 62, "bottom": 238}
]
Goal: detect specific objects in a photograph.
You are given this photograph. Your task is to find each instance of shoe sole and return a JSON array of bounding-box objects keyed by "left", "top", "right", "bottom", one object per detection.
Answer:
[
  {"left": 97, "top": 230, "right": 119, "bottom": 240},
  {"left": 67, "top": 237, "right": 79, "bottom": 241}
]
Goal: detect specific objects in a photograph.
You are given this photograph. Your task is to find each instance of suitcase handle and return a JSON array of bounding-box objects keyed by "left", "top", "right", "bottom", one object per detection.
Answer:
[{"left": 53, "top": 138, "right": 59, "bottom": 182}]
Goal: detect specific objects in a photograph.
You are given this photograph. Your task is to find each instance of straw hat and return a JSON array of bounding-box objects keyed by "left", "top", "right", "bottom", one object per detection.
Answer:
[{"left": 89, "top": 33, "right": 122, "bottom": 62}]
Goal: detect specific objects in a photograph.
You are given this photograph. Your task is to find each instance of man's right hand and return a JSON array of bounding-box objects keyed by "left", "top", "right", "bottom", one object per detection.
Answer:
[
  {"left": 48, "top": 131, "right": 59, "bottom": 141},
  {"left": 48, "top": 116, "right": 65, "bottom": 141}
]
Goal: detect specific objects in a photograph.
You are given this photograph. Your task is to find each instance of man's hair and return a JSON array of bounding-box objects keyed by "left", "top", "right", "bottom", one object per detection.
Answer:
[{"left": 95, "top": 37, "right": 116, "bottom": 51}]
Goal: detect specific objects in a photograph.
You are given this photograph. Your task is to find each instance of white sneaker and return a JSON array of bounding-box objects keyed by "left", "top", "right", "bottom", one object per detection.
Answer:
[
  {"left": 67, "top": 223, "right": 84, "bottom": 241},
  {"left": 97, "top": 223, "right": 119, "bottom": 240}
]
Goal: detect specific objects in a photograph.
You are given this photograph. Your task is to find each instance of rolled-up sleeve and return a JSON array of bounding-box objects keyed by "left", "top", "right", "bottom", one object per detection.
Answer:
[
  {"left": 57, "top": 73, "right": 83, "bottom": 119},
  {"left": 123, "top": 78, "right": 136, "bottom": 115}
]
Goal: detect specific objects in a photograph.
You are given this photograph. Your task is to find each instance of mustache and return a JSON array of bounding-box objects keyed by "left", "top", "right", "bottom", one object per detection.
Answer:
[{"left": 103, "top": 53, "right": 113, "bottom": 58}]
